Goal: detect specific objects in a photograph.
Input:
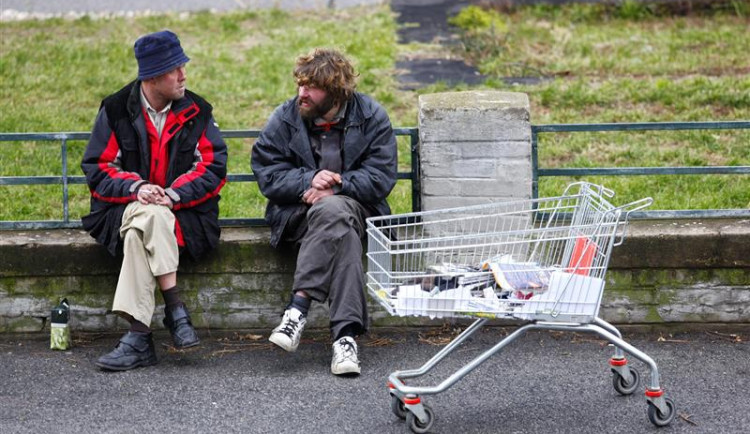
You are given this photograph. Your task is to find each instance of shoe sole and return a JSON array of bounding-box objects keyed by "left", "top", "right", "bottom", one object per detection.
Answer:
[
  {"left": 331, "top": 368, "right": 361, "bottom": 376},
  {"left": 269, "top": 333, "right": 298, "bottom": 352},
  {"left": 161, "top": 341, "right": 200, "bottom": 351},
  {"left": 95, "top": 357, "right": 158, "bottom": 372},
  {"left": 173, "top": 339, "right": 200, "bottom": 349},
  {"left": 331, "top": 364, "right": 361, "bottom": 376}
]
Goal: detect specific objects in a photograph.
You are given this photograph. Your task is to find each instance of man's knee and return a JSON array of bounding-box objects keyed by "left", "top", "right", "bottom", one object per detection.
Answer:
[
  {"left": 307, "top": 196, "right": 353, "bottom": 223},
  {"left": 130, "top": 203, "right": 174, "bottom": 229},
  {"left": 143, "top": 203, "right": 173, "bottom": 221},
  {"left": 121, "top": 204, "right": 176, "bottom": 250}
]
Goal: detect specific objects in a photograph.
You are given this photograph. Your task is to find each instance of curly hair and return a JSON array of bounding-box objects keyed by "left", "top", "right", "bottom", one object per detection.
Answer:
[{"left": 293, "top": 48, "right": 358, "bottom": 105}]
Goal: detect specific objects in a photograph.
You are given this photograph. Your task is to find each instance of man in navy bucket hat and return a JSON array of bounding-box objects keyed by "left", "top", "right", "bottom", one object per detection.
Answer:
[
  {"left": 81, "top": 30, "right": 228, "bottom": 371},
  {"left": 135, "top": 30, "right": 191, "bottom": 80}
]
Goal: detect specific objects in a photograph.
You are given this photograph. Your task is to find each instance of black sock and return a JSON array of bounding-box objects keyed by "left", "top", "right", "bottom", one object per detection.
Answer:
[
  {"left": 129, "top": 319, "right": 151, "bottom": 334},
  {"left": 161, "top": 286, "right": 183, "bottom": 309},
  {"left": 288, "top": 293, "right": 311, "bottom": 316},
  {"left": 334, "top": 323, "right": 359, "bottom": 341}
]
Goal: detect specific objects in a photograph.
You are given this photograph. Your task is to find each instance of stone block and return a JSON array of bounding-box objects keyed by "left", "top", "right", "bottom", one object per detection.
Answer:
[
  {"left": 418, "top": 90, "right": 533, "bottom": 213},
  {"left": 420, "top": 119, "right": 530, "bottom": 143},
  {"left": 457, "top": 141, "right": 531, "bottom": 159},
  {"left": 421, "top": 195, "right": 515, "bottom": 210},
  {"left": 421, "top": 178, "right": 531, "bottom": 199},
  {"left": 419, "top": 91, "right": 530, "bottom": 143},
  {"left": 420, "top": 157, "right": 497, "bottom": 178},
  {"left": 418, "top": 141, "right": 530, "bottom": 161}
]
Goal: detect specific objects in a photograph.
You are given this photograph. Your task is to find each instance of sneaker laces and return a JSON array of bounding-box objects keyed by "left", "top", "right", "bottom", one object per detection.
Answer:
[
  {"left": 278, "top": 314, "right": 302, "bottom": 337},
  {"left": 334, "top": 338, "right": 358, "bottom": 363}
]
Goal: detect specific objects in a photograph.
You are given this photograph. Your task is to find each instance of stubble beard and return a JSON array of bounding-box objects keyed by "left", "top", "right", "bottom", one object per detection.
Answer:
[{"left": 174, "top": 85, "right": 186, "bottom": 100}]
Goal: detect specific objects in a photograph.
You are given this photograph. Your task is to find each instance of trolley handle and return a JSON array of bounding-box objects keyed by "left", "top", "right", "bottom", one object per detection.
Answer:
[
  {"left": 561, "top": 182, "right": 615, "bottom": 199},
  {"left": 613, "top": 197, "right": 654, "bottom": 246}
]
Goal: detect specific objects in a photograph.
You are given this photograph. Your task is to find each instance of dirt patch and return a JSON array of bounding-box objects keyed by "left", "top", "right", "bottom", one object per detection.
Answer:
[
  {"left": 392, "top": 0, "right": 488, "bottom": 89},
  {"left": 396, "top": 58, "right": 486, "bottom": 90}
]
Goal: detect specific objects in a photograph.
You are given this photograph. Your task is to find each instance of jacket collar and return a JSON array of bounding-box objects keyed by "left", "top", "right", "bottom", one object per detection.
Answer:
[
  {"left": 280, "top": 92, "right": 371, "bottom": 130},
  {"left": 126, "top": 80, "right": 198, "bottom": 121},
  {"left": 279, "top": 93, "right": 372, "bottom": 169}
]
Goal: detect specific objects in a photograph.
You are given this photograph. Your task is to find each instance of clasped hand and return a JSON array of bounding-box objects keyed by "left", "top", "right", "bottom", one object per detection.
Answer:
[
  {"left": 303, "top": 170, "right": 341, "bottom": 205},
  {"left": 137, "top": 184, "right": 173, "bottom": 208}
]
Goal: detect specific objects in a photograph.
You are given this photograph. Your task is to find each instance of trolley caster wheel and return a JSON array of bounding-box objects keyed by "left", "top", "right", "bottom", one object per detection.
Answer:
[
  {"left": 612, "top": 366, "right": 640, "bottom": 395},
  {"left": 647, "top": 397, "right": 676, "bottom": 427},
  {"left": 406, "top": 404, "right": 434, "bottom": 434},
  {"left": 391, "top": 395, "right": 407, "bottom": 420}
]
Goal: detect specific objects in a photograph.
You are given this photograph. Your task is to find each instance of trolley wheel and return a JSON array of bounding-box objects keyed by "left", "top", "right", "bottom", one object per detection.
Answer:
[
  {"left": 647, "top": 397, "right": 676, "bottom": 427},
  {"left": 612, "top": 366, "right": 641, "bottom": 395},
  {"left": 390, "top": 395, "right": 407, "bottom": 420},
  {"left": 406, "top": 404, "right": 435, "bottom": 434}
]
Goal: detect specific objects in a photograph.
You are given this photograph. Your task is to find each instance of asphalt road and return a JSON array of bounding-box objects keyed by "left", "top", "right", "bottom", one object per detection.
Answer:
[{"left": 1, "top": 325, "right": 748, "bottom": 433}]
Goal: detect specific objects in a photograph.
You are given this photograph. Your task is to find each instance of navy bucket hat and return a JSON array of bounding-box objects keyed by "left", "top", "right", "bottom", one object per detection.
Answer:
[{"left": 134, "top": 30, "right": 190, "bottom": 80}]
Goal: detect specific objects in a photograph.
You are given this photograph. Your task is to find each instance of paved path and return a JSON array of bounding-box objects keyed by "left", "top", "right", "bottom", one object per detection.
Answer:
[
  {"left": 1, "top": 0, "right": 384, "bottom": 19},
  {"left": 1, "top": 326, "right": 748, "bottom": 433}
]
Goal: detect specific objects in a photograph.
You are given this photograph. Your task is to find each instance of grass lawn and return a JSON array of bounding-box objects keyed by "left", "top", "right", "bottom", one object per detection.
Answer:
[
  {"left": 0, "top": 3, "right": 748, "bottom": 223},
  {"left": 443, "top": 3, "right": 749, "bottom": 208},
  {"left": 0, "top": 7, "right": 414, "bottom": 221}
]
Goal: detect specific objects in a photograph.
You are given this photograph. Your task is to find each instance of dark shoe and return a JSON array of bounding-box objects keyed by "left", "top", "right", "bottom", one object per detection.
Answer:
[
  {"left": 95, "top": 331, "right": 157, "bottom": 371},
  {"left": 163, "top": 304, "right": 200, "bottom": 348}
]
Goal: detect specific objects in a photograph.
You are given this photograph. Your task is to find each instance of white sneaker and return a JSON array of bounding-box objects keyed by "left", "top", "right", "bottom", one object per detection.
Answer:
[
  {"left": 269, "top": 308, "right": 307, "bottom": 352},
  {"left": 331, "top": 336, "right": 361, "bottom": 376}
]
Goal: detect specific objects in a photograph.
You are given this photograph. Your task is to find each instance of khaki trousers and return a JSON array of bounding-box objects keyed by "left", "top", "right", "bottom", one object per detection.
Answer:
[{"left": 111, "top": 202, "right": 179, "bottom": 326}]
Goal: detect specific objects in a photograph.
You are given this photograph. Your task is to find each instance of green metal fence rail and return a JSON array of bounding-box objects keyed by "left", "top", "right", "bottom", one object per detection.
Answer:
[
  {"left": 3, "top": 121, "right": 749, "bottom": 229},
  {"left": 531, "top": 121, "right": 750, "bottom": 219},
  {"left": 0, "top": 128, "right": 421, "bottom": 230}
]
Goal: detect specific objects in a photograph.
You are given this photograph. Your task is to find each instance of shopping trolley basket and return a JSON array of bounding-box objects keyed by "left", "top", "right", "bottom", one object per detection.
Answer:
[{"left": 366, "top": 182, "right": 675, "bottom": 432}]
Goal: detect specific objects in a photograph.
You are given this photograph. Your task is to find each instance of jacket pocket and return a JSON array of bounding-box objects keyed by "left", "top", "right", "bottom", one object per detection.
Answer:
[{"left": 118, "top": 138, "right": 141, "bottom": 171}]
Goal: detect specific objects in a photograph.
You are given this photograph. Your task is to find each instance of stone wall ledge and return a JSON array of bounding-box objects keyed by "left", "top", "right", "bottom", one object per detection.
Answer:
[
  {"left": 1, "top": 218, "right": 748, "bottom": 332},
  {"left": 612, "top": 218, "right": 750, "bottom": 268},
  {"left": 3, "top": 218, "right": 746, "bottom": 274}
]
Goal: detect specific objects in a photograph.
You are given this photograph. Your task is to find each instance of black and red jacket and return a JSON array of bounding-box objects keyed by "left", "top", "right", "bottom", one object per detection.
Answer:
[{"left": 81, "top": 80, "right": 227, "bottom": 259}]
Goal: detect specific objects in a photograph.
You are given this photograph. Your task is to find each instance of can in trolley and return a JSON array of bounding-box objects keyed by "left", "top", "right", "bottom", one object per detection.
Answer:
[{"left": 366, "top": 183, "right": 675, "bottom": 432}]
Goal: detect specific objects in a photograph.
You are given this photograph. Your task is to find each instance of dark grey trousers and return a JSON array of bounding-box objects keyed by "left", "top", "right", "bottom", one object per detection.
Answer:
[{"left": 286, "top": 195, "right": 371, "bottom": 338}]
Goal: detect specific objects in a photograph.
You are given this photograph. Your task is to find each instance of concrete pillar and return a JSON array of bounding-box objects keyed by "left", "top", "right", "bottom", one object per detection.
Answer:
[{"left": 418, "top": 91, "right": 531, "bottom": 211}]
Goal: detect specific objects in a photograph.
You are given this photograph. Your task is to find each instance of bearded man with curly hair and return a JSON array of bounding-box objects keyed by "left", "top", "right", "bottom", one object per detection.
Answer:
[{"left": 251, "top": 48, "right": 397, "bottom": 376}]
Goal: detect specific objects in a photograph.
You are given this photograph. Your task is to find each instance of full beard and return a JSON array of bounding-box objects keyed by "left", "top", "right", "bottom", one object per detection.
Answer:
[{"left": 298, "top": 94, "right": 336, "bottom": 121}]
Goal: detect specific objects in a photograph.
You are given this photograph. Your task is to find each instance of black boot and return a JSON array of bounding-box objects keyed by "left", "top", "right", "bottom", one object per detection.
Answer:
[
  {"left": 95, "top": 331, "right": 157, "bottom": 371},
  {"left": 163, "top": 304, "right": 200, "bottom": 348}
]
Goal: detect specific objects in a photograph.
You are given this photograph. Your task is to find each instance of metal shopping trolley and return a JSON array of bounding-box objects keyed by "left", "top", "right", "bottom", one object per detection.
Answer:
[{"left": 366, "top": 182, "right": 675, "bottom": 433}]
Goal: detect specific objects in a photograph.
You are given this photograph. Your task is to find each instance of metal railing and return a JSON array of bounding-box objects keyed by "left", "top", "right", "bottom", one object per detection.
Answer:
[
  {"left": 531, "top": 121, "right": 750, "bottom": 219},
  {"left": 0, "top": 128, "right": 421, "bottom": 229},
  {"left": 2, "top": 121, "right": 749, "bottom": 229}
]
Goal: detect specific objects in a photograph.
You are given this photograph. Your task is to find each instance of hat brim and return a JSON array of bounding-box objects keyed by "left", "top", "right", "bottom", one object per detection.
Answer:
[{"left": 138, "top": 54, "right": 190, "bottom": 81}]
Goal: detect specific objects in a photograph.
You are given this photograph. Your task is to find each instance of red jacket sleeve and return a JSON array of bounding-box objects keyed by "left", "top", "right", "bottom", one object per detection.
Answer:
[{"left": 166, "top": 115, "right": 228, "bottom": 210}]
